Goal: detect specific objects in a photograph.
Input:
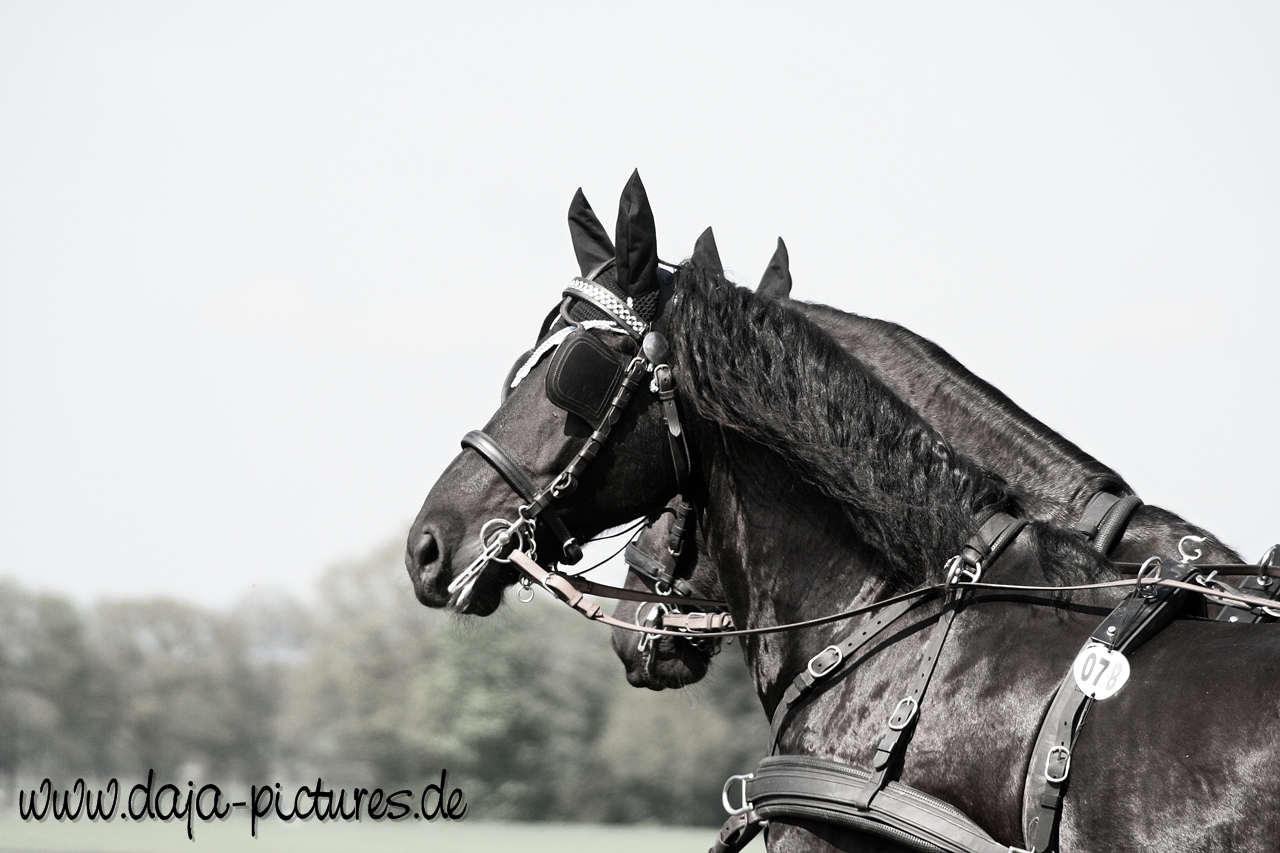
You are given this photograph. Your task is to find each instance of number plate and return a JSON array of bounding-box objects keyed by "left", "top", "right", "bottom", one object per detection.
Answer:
[{"left": 1071, "top": 643, "right": 1130, "bottom": 700}]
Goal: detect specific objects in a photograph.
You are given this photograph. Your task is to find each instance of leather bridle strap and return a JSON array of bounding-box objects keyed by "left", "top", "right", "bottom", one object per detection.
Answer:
[
  {"left": 461, "top": 429, "right": 583, "bottom": 564},
  {"left": 622, "top": 542, "right": 705, "bottom": 599}
]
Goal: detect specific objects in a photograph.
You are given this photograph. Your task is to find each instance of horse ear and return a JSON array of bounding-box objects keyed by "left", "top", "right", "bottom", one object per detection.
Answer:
[
  {"left": 757, "top": 237, "right": 792, "bottom": 299},
  {"left": 568, "top": 189, "right": 615, "bottom": 276},
  {"left": 614, "top": 169, "right": 659, "bottom": 299},
  {"left": 691, "top": 227, "right": 724, "bottom": 276}
]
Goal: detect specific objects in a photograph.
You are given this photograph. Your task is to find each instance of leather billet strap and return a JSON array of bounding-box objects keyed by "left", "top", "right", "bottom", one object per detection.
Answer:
[
  {"left": 461, "top": 430, "right": 582, "bottom": 564},
  {"left": 718, "top": 756, "right": 1015, "bottom": 853},
  {"left": 709, "top": 807, "right": 763, "bottom": 853},
  {"left": 651, "top": 363, "right": 692, "bottom": 492},
  {"left": 769, "top": 597, "right": 919, "bottom": 750},
  {"left": 850, "top": 513, "right": 1025, "bottom": 811},
  {"left": 1072, "top": 492, "right": 1143, "bottom": 555},
  {"left": 1022, "top": 558, "right": 1200, "bottom": 852},
  {"left": 851, "top": 592, "right": 963, "bottom": 811},
  {"left": 960, "top": 510, "right": 1028, "bottom": 574},
  {"left": 768, "top": 512, "right": 1027, "bottom": 756}
]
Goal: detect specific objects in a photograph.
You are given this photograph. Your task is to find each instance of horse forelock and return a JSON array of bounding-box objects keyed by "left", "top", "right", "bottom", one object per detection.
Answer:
[{"left": 665, "top": 263, "right": 1014, "bottom": 589}]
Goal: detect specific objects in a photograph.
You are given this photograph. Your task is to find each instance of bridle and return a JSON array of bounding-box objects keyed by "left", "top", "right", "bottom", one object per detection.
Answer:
[{"left": 445, "top": 261, "right": 696, "bottom": 611}]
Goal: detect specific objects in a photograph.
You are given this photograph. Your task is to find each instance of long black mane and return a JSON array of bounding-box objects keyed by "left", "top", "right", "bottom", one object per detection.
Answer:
[
  {"left": 667, "top": 264, "right": 1015, "bottom": 589},
  {"left": 801, "top": 302, "right": 1131, "bottom": 515}
]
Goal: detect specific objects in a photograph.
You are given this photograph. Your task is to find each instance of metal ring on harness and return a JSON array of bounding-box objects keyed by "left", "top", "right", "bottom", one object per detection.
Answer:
[
  {"left": 636, "top": 603, "right": 668, "bottom": 653},
  {"left": 1136, "top": 556, "right": 1162, "bottom": 600},
  {"left": 944, "top": 554, "right": 982, "bottom": 588},
  {"left": 721, "top": 773, "right": 754, "bottom": 815},
  {"left": 480, "top": 517, "right": 525, "bottom": 564},
  {"left": 517, "top": 579, "right": 536, "bottom": 603},
  {"left": 1178, "top": 535, "right": 1206, "bottom": 563}
]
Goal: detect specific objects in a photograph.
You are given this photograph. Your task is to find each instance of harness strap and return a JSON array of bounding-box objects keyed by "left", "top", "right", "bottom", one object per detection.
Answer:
[
  {"left": 652, "top": 363, "right": 692, "bottom": 493},
  {"left": 1216, "top": 545, "right": 1280, "bottom": 624},
  {"left": 1022, "top": 558, "right": 1199, "bottom": 852},
  {"left": 718, "top": 756, "right": 1017, "bottom": 853},
  {"left": 851, "top": 593, "right": 962, "bottom": 811},
  {"left": 1073, "top": 492, "right": 1143, "bottom": 555},
  {"left": 461, "top": 430, "right": 582, "bottom": 563},
  {"left": 709, "top": 808, "right": 763, "bottom": 853},
  {"left": 769, "top": 597, "right": 919, "bottom": 749},
  {"left": 852, "top": 512, "right": 1026, "bottom": 811}
]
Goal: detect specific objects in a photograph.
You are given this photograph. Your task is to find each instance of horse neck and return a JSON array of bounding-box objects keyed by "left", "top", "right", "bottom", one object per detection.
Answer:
[
  {"left": 690, "top": 423, "right": 909, "bottom": 708},
  {"left": 796, "top": 303, "right": 1130, "bottom": 523}
]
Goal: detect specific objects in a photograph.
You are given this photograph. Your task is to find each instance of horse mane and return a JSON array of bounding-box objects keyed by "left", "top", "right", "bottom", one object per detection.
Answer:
[
  {"left": 876, "top": 313, "right": 1129, "bottom": 500},
  {"left": 667, "top": 264, "right": 1016, "bottom": 589}
]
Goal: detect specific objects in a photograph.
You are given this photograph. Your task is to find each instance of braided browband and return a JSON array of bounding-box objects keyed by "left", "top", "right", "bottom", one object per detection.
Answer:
[{"left": 565, "top": 278, "right": 647, "bottom": 337}]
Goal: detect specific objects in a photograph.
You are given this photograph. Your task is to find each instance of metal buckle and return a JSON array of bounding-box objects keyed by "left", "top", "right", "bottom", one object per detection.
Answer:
[
  {"left": 806, "top": 645, "right": 844, "bottom": 679},
  {"left": 887, "top": 697, "right": 919, "bottom": 731},
  {"left": 1044, "top": 745, "right": 1071, "bottom": 784},
  {"left": 721, "top": 773, "right": 754, "bottom": 815},
  {"left": 944, "top": 554, "right": 982, "bottom": 587}
]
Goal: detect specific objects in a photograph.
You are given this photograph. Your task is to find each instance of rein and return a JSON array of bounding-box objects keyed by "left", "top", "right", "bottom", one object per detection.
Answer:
[{"left": 513, "top": 548, "right": 1280, "bottom": 640}]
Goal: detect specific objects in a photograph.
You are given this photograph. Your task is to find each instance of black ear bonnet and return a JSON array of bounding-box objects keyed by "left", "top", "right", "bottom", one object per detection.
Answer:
[{"left": 507, "top": 171, "right": 674, "bottom": 421}]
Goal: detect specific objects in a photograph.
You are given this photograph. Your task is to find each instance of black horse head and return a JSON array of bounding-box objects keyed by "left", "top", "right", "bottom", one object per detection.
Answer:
[{"left": 407, "top": 172, "right": 684, "bottom": 615}]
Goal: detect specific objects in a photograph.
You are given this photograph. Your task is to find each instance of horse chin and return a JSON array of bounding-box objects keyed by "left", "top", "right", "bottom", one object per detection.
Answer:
[
  {"left": 627, "top": 639, "right": 712, "bottom": 690},
  {"left": 444, "top": 564, "right": 517, "bottom": 616}
]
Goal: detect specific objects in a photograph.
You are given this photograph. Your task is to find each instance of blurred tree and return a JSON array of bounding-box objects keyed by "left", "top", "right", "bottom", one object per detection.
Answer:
[
  {"left": 282, "top": 542, "right": 770, "bottom": 824},
  {"left": 0, "top": 582, "right": 119, "bottom": 780},
  {"left": 90, "top": 597, "right": 277, "bottom": 780},
  {"left": 0, "top": 539, "right": 772, "bottom": 827}
]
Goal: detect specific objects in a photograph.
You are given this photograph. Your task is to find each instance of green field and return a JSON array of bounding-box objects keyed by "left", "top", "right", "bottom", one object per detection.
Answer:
[{"left": 0, "top": 815, "right": 766, "bottom": 853}]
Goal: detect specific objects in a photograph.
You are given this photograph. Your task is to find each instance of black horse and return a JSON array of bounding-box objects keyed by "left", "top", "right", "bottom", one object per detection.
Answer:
[
  {"left": 407, "top": 175, "right": 1280, "bottom": 852},
  {"left": 603, "top": 224, "right": 1241, "bottom": 690}
]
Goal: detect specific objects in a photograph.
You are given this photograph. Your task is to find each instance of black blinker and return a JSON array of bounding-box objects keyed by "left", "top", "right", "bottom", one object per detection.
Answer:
[{"left": 545, "top": 332, "right": 628, "bottom": 426}]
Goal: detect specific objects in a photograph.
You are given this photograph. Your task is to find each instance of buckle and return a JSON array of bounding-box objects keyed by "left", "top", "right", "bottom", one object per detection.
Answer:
[
  {"left": 887, "top": 697, "right": 918, "bottom": 731},
  {"left": 721, "top": 773, "right": 754, "bottom": 815},
  {"left": 806, "top": 645, "right": 844, "bottom": 679},
  {"left": 1044, "top": 745, "right": 1071, "bottom": 784},
  {"left": 944, "top": 554, "right": 983, "bottom": 587}
]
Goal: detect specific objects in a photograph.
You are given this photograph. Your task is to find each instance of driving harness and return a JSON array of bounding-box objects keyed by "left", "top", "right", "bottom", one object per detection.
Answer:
[
  {"left": 455, "top": 268, "right": 1280, "bottom": 853},
  {"left": 711, "top": 515, "right": 1204, "bottom": 853}
]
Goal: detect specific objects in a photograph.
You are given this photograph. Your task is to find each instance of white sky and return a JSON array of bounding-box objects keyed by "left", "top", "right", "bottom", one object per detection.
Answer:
[{"left": 1, "top": 3, "right": 1276, "bottom": 608}]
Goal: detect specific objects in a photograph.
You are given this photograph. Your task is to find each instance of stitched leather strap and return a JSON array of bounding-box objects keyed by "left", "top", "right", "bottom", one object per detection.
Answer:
[
  {"left": 852, "top": 595, "right": 961, "bottom": 811},
  {"left": 851, "top": 513, "right": 1026, "bottom": 811},
  {"left": 461, "top": 430, "right": 581, "bottom": 563},
  {"left": 1072, "top": 492, "right": 1142, "bottom": 555},
  {"left": 744, "top": 756, "right": 1013, "bottom": 853},
  {"left": 709, "top": 808, "right": 763, "bottom": 853}
]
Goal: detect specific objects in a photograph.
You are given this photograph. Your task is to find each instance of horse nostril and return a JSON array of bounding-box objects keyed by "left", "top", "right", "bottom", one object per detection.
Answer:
[{"left": 413, "top": 532, "right": 440, "bottom": 573}]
